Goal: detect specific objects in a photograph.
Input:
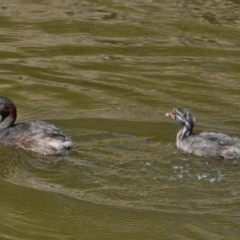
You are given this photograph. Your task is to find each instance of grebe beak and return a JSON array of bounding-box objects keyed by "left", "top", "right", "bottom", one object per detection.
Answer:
[{"left": 165, "top": 111, "right": 175, "bottom": 119}]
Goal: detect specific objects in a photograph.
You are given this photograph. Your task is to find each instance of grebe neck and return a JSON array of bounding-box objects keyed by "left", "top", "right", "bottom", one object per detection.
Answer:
[
  {"left": 0, "top": 103, "right": 17, "bottom": 129},
  {"left": 177, "top": 121, "right": 193, "bottom": 139}
]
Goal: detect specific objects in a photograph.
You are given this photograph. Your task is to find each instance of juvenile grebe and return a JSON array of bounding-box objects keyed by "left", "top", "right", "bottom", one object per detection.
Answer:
[
  {"left": 165, "top": 108, "right": 240, "bottom": 159},
  {"left": 0, "top": 97, "right": 73, "bottom": 155}
]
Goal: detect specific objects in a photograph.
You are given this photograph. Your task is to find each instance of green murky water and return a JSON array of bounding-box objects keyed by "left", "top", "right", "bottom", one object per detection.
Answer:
[{"left": 1, "top": 0, "right": 240, "bottom": 239}]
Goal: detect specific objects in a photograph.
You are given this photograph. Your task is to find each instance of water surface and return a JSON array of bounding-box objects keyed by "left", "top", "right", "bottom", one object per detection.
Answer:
[{"left": 1, "top": 0, "right": 240, "bottom": 239}]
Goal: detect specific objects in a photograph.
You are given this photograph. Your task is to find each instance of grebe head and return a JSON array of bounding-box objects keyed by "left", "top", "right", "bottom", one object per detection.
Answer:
[
  {"left": 165, "top": 108, "right": 195, "bottom": 126},
  {"left": 0, "top": 97, "right": 17, "bottom": 127},
  {"left": 165, "top": 108, "right": 196, "bottom": 138}
]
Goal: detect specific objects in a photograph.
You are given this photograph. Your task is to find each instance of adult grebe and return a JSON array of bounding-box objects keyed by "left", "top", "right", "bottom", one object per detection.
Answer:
[
  {"left": 165, "top": 107, "right": 240, "bottom": 159},
  {"left": 0, "top": 97, "right": 73, "bottom": 155}
]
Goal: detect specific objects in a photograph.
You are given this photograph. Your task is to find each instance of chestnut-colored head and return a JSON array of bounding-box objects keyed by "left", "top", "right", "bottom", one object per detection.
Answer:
[{"left": 0, "top": 97, "right": 17, "bottom": 123}]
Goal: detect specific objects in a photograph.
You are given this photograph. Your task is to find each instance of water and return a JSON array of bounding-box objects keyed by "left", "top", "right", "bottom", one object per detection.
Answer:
[{"left": 1, "top": 0, "right": 240, "bottom": 239}]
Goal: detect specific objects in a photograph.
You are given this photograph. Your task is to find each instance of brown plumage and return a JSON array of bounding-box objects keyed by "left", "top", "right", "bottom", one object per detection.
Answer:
[{"left": 0, "top": 97, "right": 73, "bottom": 155}]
